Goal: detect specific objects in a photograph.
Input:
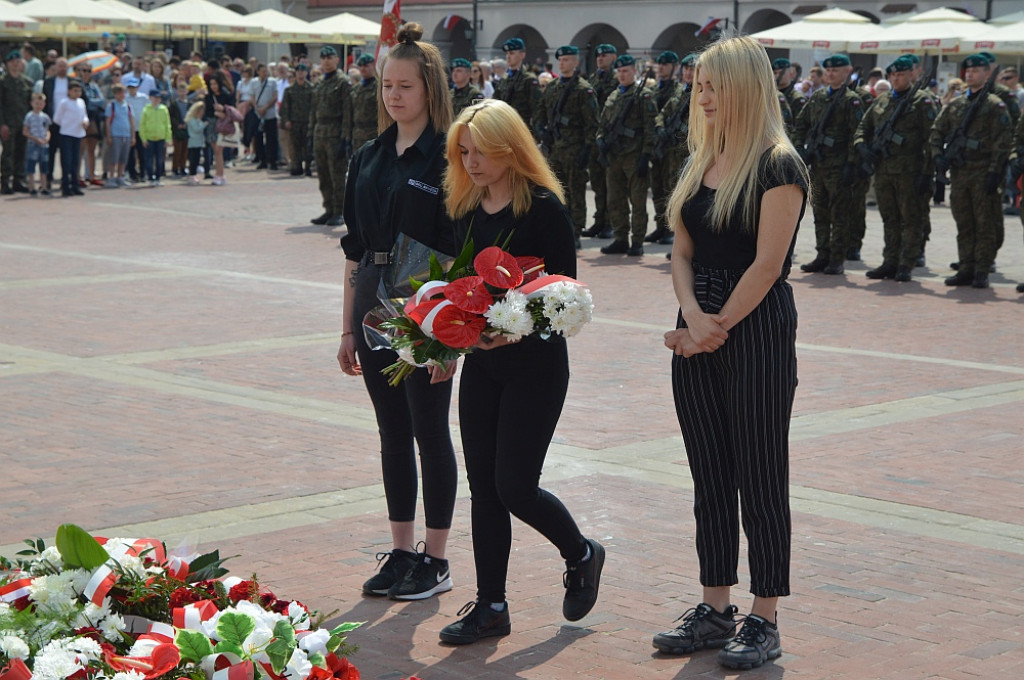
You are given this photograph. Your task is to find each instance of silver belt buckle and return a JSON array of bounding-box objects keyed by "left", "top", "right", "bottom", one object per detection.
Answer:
[{"left": 372, "top": 252, "right": 391, "bottom": 265}]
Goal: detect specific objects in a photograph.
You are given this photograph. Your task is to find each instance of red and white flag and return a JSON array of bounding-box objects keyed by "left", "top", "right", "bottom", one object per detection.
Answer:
[
  {"left": 696, "top": 17, "right": 726, "bottom": 37},
  {"left": 375, "top": 0, "right": 402, "bottom": 63}
]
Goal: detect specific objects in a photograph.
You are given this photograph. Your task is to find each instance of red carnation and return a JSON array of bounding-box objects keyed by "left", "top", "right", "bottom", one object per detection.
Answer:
[
  {"left": 443, "top": 276, "right": 493, "bottom": 313},
  {"left": 169, "top": 587, "right": 202, "bottom": 609},
  {"left": 431, "top": 304, "right": 485, "bottom": 348},
  {"left": 474, "top": 247, "right": 523, "bottom": 289}
]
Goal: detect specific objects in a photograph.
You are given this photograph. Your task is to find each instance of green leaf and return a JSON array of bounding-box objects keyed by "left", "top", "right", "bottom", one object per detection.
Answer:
[
  {"left": 409, "top": 276, "right": 424, "bottom": 291},
  {"left": 325, "top": 635, "right": 341, "bottom": 653},
  {"left": 176, "top": 629, "right": 215, "bottom": 663},
  {"left": 216, "top": 612, "right": 256, "bottom": 647},
  {"left": 214, "top": 641, "right": 245, "bottom": 657},
  {"left": 446, "top": 239, "right": 475, "bottom": 282},
  {"left": 307, "top": 652, "right": 326, "bottom": 668},
  {"left": 186, "top": 550, "right": 233, "bottom": 582},
  {"left": 428, "top": 252, "right": 444, "bottom": 281},
  {"left": 55, "top": 524, "right": 110, "bottom": 569},
  {"left": 272, "top": 619, "right": 295, "bottom": 645},
  {"left": 329, "top": 622, "right": 363, "bottom": 636},
  {"left": 265, "top": 640, "right": 291, "bottom": 674}
]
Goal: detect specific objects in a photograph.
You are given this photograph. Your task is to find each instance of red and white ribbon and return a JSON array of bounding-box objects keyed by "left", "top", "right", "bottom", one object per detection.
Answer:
[
  {"left": 172, "top": 599, "right": 219, "bottom": 630},
  {"left": 141, "top": 621, "right": 176, "bottom": 644},
  {"left": 96, "top": 536, "right": 167, "bottom": 564},
  {"left": 411, "top": 280, "right": 448, "bottom": 306},
  {"left": 214, "top": 661, "right": 254, "bottom": 680},
  {"left": 83, "top": 566, "right": 119, "bottom": 606},
  {"left": 0, "top": 577, "right": 32, "bottom": 605},
  {"left": 518, "top": 274, "right": 586, "bottom": 298},
  {"left": 419, "top": 300, "right": 454, "bottom": 338}
]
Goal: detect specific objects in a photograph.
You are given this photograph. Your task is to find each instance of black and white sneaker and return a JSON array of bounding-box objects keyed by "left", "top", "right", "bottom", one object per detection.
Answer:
[
  {"left": 361, "top": 549, "right": 416, "bottom": 596},
  {"left": 717, "top": 614, "right": 782, "bottom": 669},
  {"left": 653, "top": 603, "right": 738, "bottom": 655},
  {"left": 388, "top": 551, "right": 452, "bottom": 600}
]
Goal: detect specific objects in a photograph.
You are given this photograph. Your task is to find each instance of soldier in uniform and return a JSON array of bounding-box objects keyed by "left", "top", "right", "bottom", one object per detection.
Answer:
[
  {"left": 1008, "top": 113, "right": 1024, "bottom": 293},
  {"left": 596, "top": 54, "right": 656, "bottom": 257},
  {"left": 794, "top": 53, "right": 863, "bottom": 275},
  {"left": 644, "top": 50, "right": 683, "bottom": 245},
  {"left": 774, "top": 57, "right": 806, "bottom": 137},
  {"left": 280, "top": 63, "right": 314, "bottom": 177},
  {"left": 535, "top": 45, "right": 598, "bottom": 247},
  {"left": 930, "top": 54, "right": 1013, "bottom": 289},
  {"left": 494, "top": 38, "right": 540, "bottom": 131},
  {"left": 853, "top": 56, "right": 936, "bottom": 282},
  {"left": 350, "top": 53, "right": 378, "bottom": 152},
  {"left": 902, "top": 53, "right": 940, "bottom": 268},
  {"left": 450, "top": 57, "right": 483, "bottom": 117},
  {"left": 582, "top": 44, "right": 618, "bottom": 239},
  {"left": 0, "top": 50, "right": 34, "bottom": 194},
  {"left": 309, "top": 46, "right": 353, "bottom": 227}
]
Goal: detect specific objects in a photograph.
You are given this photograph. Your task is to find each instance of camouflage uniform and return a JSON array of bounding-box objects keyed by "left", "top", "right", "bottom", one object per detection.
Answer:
[
  {"left": 1008, "top": 113, "right": 1024, "bottom": 292},
  {"left": 280, "top": 79, "right": 313, "bottom": 175},
  {"left": 781, "top": 83, "right": 807, "bottom": 123},
  {"left": 0, "top": 70, "right": 34, "bottom": 191},
  {"left": 794, "top": 84, "right": 864, "bottom": 269},
  {"left": 596, "top": 79, "right": 657, "bottom": 250},
  {"left": 586, "top": 67, "right": 617, "bottom": 234},
  {"left": 853, "top": 87, "right": 936, "bottom": 276},
  {"left": 930, "top": 89, "right": 1012, "bottom": 285},
  {"left": 494, "top": 68, "right": 540, "bottom": 130},
  {"left": 848, "top": 87, "right": 876, "bottom": 258},
  {"left": 451, "top": 83, "right": 483, "bottom": 118},
  {"left": 536, "top": 73, "right": 598, "bottom": 237},
  {"left": 350, "top": 77, "right": 378, "bottom": 152},
  {"left": 649, "top": 77, "right": 683, "bottom": 239},
  {"left": 309, "top": 70, "right": 353, "bottom": 218}
]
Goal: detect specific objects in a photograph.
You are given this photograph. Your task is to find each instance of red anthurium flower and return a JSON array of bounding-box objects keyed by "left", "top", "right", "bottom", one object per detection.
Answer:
[
  {"left": 325, "top": 654, "right": 360, "bottom": 680},
  {"left": 443, "top": 275, "right": 493, "bottom": 313},
  {"left": 105, "top": 644, "right": 181, "bottom": 680},
  {"left": 515, "top": 256, "right": 545, "bottom": 284},
  {"left": 432, "top": 305, "right": 486, "bottom": 348},
  {"left": 0, "top": 658, "right": 33, "bottom": 680},
  {"left": 474, "top": 247, "right": 524, "bottom": 289},
  {"left": 406, "top": 298, "right": 445, "bottom": 326}
]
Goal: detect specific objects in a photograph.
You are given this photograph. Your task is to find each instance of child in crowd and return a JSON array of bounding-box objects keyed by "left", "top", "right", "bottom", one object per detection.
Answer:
[
  {"left": 22, "top": 93, "right": 52, "bottom": 196},
  {"left": 139, "top": 90, "right": 172, "bottom": 186},
  {"left": 105, "top": 83, "right": 134, "bottom": 187},
  {"left": 169, "top": 84, "right": 191, "bottom": 177},
  {"left": 185, "top": 101, "right": 206, "bottom": 186},
  {"left": 53, "top": 80, "right": 88, "bottom": 197},
  {"left": 124, "top": 76, "right": 149, "bottom": 181}
]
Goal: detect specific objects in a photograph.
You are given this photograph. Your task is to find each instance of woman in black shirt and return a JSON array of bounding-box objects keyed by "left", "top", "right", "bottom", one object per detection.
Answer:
[
  {"left": 655, "top": 37, "right": 809, "bottom": 670},
  {"left": 436, "top": 100, "right": 605, "bottom": 645},
  {"left": 204, "top": 72, "right": 234, "bottom": 185},
  {"left": 337, "top": 23, "right": 459, "bottom": 602}
]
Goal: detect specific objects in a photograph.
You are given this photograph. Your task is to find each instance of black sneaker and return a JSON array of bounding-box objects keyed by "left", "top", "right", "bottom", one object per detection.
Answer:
[
  {"left": 562, "top": 538, "right": 605, "bottom": 621},
  {"left": 361, "top": 548, "right": 416, "bottom": 596},
  {"left": 717, "top": 614, "right": 782, "bottom": 670},
  {"left": 652, "top": 603, "right": 738, "bottom": 655},
  {"left": 439, "top": 600, "right": 512, "bottom": 645},
  {"left": 388, "top": 552, "right": 452, "bottom": 600},
  {"left": 600, "top": 240, "right": 629, "bottom": 255}
]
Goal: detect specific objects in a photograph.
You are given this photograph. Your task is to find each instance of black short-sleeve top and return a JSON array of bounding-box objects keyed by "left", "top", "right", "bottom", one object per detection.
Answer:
[
  {"left": 679, "top": 148, "right": 807, "bottom": 273},
  {"left": 341, "top": 123, "right": 456, "bottom": 263}
]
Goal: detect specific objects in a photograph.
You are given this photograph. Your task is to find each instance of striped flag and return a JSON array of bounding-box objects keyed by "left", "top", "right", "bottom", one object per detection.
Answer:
[{"left": 375, "top": 0, "right": 402, "bottom": 63}]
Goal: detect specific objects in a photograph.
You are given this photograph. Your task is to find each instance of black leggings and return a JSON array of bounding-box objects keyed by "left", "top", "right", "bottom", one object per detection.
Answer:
[
  {"left": 672, "top": 264, "right": 797, "bottom": 598},
  {"left": 460, "top": 337, "right": 586, "bottom": 604},
  {"left": 352, "top": 263, "right": 457, "bottom": 530}
]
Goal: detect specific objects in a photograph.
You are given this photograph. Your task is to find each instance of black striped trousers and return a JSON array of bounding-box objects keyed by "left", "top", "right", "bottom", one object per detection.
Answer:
[{"left": 671, "top": 263, "right": 797, "bottom": 598}]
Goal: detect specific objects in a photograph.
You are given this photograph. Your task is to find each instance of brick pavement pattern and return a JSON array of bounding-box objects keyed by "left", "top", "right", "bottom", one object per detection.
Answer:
[{"left": 2, "top": 166, "right": 1023, "bottom": 680}]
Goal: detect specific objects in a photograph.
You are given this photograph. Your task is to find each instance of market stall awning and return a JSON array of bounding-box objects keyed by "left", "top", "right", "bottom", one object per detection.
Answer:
[
  {"left": 853, "top": 7, "right": 986, "bottom": 54},
  {"left": 308, "top": 12, "right": 380, "bottom": 44},
  {"left": 0, "top": 0, "right": 41, "bottom": 35},
  {"left": 17, "top": 0, "right": 131, "bottom": 38},
  {"left": 93, "top": 0, "right": 161, "bottom": 37},
  {"left": 964, "top": 20, "right": 1024, "bottom": 55},
  {"left": 145, "top": 0, "right": 266, "bottom": 41},
  {"left": 751, "top": 8, "right": 878, "bottom": 52},
  {"left": 246, "top": 8, "right": 335, "bottom": 44}
]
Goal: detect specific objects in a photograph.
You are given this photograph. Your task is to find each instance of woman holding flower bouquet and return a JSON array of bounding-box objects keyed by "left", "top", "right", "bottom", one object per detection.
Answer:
[
  {"left": 336, "top": 23, "right": 459, "bottom": 602},
  {"left": 435, "top": 99, "right": 605, "bottom": 645},
  {"left": 656, "top": 36, "right": 808, "bottom": 670}
]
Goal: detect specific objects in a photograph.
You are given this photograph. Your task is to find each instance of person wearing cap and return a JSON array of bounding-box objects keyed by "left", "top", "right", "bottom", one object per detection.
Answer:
[
  {"left": 1, "top": 50, "right": 34, "bottom": 194},
  {"left": 450, "top": 57, "right": 484, "bottom": 118},
  {"left": 793, "top": 53, "right": 863, "bottom": 275},
  {"left": 853, "top": 55, "right": 937, "bottom": 282},
  {"left": 280, "top": 63, "right": 314, "bottom": 177},
  {"left": 654, "top": 52, "right": 698, "bottom": 256},
  {"left": 350, "top": 53, "right": 378, "bottom": 151},
  {"left": 308, "top": 45, "right": 353, "bottom": 227},
  {"left": 582, "top": 43, "right": 618, "bottom": 239},
  {"left": 930, "top": 54, "right": 1012, "bottom": 289},
  {"left": 123, "top": 75, "right": 149, "bottom": 182},
  {"left": 596, "top": 53, "right": 657, "bottom": 257},
  {"left": 899, "top": 53, "right": 941, "bottom": 268},
  {"left": 772, "top": 58, "right": 802, "bottom": 139},
  {"left": 494, "top": 38, "right": 540, "bottom": 131},
  {"left": 533, "top": 45, "right": 597, "bottom": 247},
  {"left": 645, "top": 50, "right": 683, "bottom": 245}
]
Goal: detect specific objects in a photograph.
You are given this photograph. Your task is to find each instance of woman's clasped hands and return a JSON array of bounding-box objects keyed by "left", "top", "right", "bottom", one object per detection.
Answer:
[{"left": 664, "top": 313, "right": 729, "bottom": 358}]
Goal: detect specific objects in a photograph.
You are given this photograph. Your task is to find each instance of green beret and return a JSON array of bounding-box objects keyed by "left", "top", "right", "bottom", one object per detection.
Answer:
[
  {"left": 656, "top": 51, "right": 679, "bottom": 65},
  {"left": 613, "top": 54, "right": 636, "bottom": 69},
  {"left": 822, "top": 54, "right": 850, "bottom": 68},
  {"left": 680, "top": 53, "right": 698, "bottom": 67},
  {"left": 450, "top": 57, "right": 471, "bottom": 69},
  {"left": 978, "top": 51, "right": 996, "bottom": 64},
  {"left": 595, "top": 44, "right": 617, "bottom": 56},
  {"left": 772, "top": 58, "right": 791, "bottom": 71},
  {"left": 503, "top": 38, "right": 525, "bottom": 52},
  {"left": 5, "top": 50, "right": 21, "bottom": 63},
  {"left": 962, "top": 54, "right": 990, "bottom": 69},
  {"left": 554, "top": 45, "right": 579, "bottom": 58},
  {"left": 320, "top": 46, "right": 338, "bottom": 58},
  {"left": 886, "top": 57, "right": 913, "bottom": 75},
  {"left": 295, "top": 63, "right": 309, "bottom": 72},
  {"left": 355, "top": 54, "right": 374, "bottom": 66}
]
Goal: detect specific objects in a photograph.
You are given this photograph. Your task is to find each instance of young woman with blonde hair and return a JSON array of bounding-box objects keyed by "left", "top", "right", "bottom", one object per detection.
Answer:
[
  {"left": 336, "top": 22, "right": 459, "bottom": 602},
  {"left": 436, "top": 99, "right": 605, "bottom": 645},
  {"left": 655, "top": 36, "right": 809, "bottom": 670}
]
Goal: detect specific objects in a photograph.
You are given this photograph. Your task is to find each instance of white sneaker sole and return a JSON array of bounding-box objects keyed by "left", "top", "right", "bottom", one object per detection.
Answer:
[{"left": 389, "top": 576, "right": 453, "bottom": 601}]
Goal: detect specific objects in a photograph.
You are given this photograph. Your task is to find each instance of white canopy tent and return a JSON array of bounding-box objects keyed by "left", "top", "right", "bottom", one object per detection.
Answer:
[
  {"left": 145, "top": 0, "right": 265, "bottom": 42},
  {"left": 963, "top": 21, "right": 1024, "bottom": 55},
  {"left": 93, "top": 0, "right": 160, "bottom": 38},
  {"left": 308, "top": 12, "right": 380, "bottom": 44},
  {"left": 853, "top": 8, "right": 987, "bottom": 54},
  {"left": 246, "top": 9, "right": 335, "bottom": 44},
  {"left": 0, "top": 0, "right": 41, "bottom": 36},
  {"left": 17, "top": 0, "right": 131, "bottom": 50},
  {"left": 750, "top": 8, "right": 879, "bottom": 52}
]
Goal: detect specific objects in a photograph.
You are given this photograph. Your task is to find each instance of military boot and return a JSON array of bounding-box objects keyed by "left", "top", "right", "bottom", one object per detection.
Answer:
[
  {"left": 865, "top": 263, "right": 897, "bottom": 280},
  {"left": 944, "top": 271, "right": 973, "bottom": 286},
  {"left": 800, "top": 256, "right": 829, "bottom": 273}
]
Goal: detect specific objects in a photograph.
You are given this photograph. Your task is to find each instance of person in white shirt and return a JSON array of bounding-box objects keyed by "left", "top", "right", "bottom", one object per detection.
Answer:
[
  {"left": 275, "top": 62, "right": 291, "bottom": 167},
  {"left": 53, "top": 80, "right": 88, "bottom": 197},
  {"left": 235, "top": 66, "right": 256, "bottom": 161},
  {"left": 42, "top": 58, "right": 70, "bottom": 183},
  {"left": 129, "top": 57, "right": 156, "bottom": 96},
  {"left": 251, "top": 63, "right": 279, "bottom": 170}
]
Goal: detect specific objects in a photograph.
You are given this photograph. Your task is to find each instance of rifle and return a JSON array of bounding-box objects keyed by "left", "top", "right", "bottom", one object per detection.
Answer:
[
  {"left": 539, "top": 67, "right": 580, "bottom": 154},
  {"left": 803, "top": 75, "right": 850, "bottom": 166},
  {"left": 597, "top": 67, "right": 653, "bottom": 167},
  {"left": 653, "top": 85, "right": 690, "bottom": 160},
  {"left": 858, "top": 64, "right": 934, "bottom": 177},
  {"left": 934, "top": 68, "right": 999, "bottom": 183}
]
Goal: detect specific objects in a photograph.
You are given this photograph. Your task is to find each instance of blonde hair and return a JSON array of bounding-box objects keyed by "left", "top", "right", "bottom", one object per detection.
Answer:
[
  {"left": 377, "top": 23, "right": 453, "bottom": 134},
  {"left": 444, "top": 99, "right": 564, "bottom": 219},
  {"left": 667, "top": 36, "right": 807, "bottom": 233},
  {"left": 185, "top": 101, "right": 205, "bottom": 120}
]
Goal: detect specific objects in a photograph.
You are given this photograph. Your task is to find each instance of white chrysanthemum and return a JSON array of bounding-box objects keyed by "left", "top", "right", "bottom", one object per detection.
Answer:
[
  {"left": 99, "top": 611, "right": 126, "bottom": 641},
  {"left": 28, "top": 576, "right": 78, "bottom": 617},
  {"left": 108, "top": 672, "right": 146, "bottom": 680},
  {"left": 66, "top": 636, "right": 102, "bottom": 660},
  {"left": 31, "top": 646, "right": 80, "bottom": 680},
  {"left": 0, "top": 602, "right": 11, "bottom": 617},
  {"left": 486, "top": 292, "right": 534, "bottom": 337},
  {"left": 0, "top": 635, "right": 30, "bottom": 660}
]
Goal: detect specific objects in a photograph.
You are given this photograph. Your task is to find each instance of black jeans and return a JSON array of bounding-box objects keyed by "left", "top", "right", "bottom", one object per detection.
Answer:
[
  {"left": 58, "top": 133, "right": 80, "bottom": 194},
  {"left": 253, "top": 118, "right": 279, "bottom": 167},
  {"left": 351, "top": 262, "right": 457, "bottom": 530},
  {"left": 459, "top": 337, "right": 586, "bottom": 604}
]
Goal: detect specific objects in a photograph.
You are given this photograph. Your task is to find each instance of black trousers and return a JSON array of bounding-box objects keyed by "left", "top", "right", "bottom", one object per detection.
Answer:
[
  {"left": 460, "top": 337, "right": 586, "bottom": 604},
  {"left": 352, "top": 262, "right": 457, "bottom": 530},
  {"left": 253, "top": 118, "right": 279, "bottom": 167},
  {"left": 672, "top": 264, "right": 797, "bottom": 598}
]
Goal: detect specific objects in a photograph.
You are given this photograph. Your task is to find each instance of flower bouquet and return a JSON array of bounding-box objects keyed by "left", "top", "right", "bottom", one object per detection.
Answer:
[
  {"left": 0, "top": 524, "right": 362, "bottom": 680},
  {"left": 363, "top": 235, "right": 594, "bottom": 385}
]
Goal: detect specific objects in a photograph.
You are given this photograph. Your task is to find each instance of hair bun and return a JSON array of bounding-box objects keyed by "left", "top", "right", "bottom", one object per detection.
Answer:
[{"left": 396, "top": 22, "right": 424, "bottom": 44}]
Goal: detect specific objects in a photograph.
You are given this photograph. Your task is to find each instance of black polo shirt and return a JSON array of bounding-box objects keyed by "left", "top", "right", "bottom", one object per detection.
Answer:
[{"left": 341, "top": 122, "right": 456, "bottom": 263}]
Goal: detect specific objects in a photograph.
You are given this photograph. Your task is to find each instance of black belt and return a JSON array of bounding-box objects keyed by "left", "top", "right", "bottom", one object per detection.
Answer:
[{"left": 362, "top": 251, "right": 392, "bottom": 265}]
